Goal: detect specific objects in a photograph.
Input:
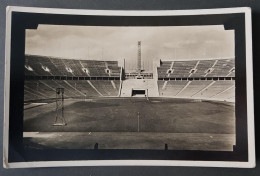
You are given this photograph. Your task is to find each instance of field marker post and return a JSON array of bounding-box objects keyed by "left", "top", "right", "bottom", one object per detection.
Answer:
[
  {"left": 165, "top": 144, "right": 168, "bottom": 150},
  {"left": 137, "top": 112, "right": 140, "bottom": 132}
]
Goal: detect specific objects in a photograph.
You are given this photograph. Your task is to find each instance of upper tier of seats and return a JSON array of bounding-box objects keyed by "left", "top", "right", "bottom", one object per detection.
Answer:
[
  {"left": 24, "top": 55, "right": 121, "bottom": 77},
  {"left": 157, "top": 59, "right": 235, "bottom": 78}
]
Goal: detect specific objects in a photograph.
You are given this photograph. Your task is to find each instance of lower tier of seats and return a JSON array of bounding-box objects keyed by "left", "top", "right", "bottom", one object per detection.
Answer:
[
  {"left": 24, "top": 80, "right": 121, "bottom": 101},
  {"left": 158, "top": 80, "right": 235, "bottom": 102}
]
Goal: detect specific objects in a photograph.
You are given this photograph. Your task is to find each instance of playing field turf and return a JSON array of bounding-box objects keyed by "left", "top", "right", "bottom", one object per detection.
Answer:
[{"left": 23, "top": 98, "right": 235, "bottom": 150}]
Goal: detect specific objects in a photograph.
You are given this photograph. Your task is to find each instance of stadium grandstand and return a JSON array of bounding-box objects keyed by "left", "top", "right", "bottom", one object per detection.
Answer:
[
  {"left": 157, "top": 59, "right": 235, "bottom": 102},
  {"left": 24, "top": 54, "right": 122, "bottom": 101},
  {"left": 23, "top": 41, "right": 235, "bottom": 151},
  {"left": 24, "top": 45, "right": 235, "bottom": 102}
]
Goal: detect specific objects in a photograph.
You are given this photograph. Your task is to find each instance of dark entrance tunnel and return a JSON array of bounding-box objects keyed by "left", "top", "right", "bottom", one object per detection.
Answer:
[{"left": 132, "top": 89, "right": 146, "bottom": 96}]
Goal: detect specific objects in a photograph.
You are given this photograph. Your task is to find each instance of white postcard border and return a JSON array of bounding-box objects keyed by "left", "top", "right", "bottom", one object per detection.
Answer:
[{"left": 3, "top": 6, "right": 255, "bottom": 168}]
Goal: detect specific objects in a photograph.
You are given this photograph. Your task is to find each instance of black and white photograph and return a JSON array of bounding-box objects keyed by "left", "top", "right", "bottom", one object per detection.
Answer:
[
  {"left": 3, "top": 6, "right": 255, "bottom": 168},
  {"left": 23, "top": 25, "right": 236, "bottom": 151}
]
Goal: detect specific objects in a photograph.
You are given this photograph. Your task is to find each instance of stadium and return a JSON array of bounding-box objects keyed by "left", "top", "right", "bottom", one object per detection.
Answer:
[{"left": 23, "top": 39, "right": 235, "bottom": 151}]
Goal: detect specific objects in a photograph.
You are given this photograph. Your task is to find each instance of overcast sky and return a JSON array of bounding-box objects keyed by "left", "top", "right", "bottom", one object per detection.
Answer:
[{"left": 25, "top": 25, "right": 234, "bottom": 71}]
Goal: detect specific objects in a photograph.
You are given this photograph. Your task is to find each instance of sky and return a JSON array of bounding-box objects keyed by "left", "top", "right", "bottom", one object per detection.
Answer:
[{"left": 25, "top": 25, "right": 234, "bottom": 71}]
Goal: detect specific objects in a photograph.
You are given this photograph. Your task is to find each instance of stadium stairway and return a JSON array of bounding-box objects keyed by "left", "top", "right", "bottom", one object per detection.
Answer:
[
  {"left": 146, "top": 79, "right": 159, "bottom": 97},
  {"left": 120, "top": 79, "right": 159, "bottom": 97}
]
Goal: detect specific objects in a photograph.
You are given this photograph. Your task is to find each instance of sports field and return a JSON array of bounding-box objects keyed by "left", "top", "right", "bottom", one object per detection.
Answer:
[{"left": 23, "top": 98, "right": 235, "bottom": 151}]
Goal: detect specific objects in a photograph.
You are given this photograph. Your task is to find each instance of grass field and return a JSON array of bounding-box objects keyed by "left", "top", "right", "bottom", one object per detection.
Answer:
[{"left": 23, "top": 98, "right": 235, "bottom": 151}]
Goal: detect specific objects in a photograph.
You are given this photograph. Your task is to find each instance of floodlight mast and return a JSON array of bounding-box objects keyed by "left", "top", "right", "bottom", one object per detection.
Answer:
[{"left": 53, "top": 88, "right": 67, "bottom": 126}]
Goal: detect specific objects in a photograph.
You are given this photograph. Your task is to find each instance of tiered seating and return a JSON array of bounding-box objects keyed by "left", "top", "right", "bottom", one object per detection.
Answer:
[
  {"left": 24, "top": 80, "right": 81, "bottom": 101},
  {"left": 80, "top": 60, "right": 116, "bottom": 77},
  {"left": 24, "top": 55, "right": 122, "bottom": 101},
  {"left": 177, "top": 81, "right": 213, "bottom": 97},
  {"left": 156, "top": 59, "right": 235, "bottom": 101},
  {"left": 49, "top": 57, "right": 70, "bottom": 76},
  {"left": 24, "top": 91, "right": 39, "bottom": 101},
  {"left": 193, "top": 80, "right": 235, "bottom": 99},
  {"left": 49, "top": 80, "right": 82, "bottom": 97},
  {"left": 25, "top": 55, "right": 121, "bottom": 77},
  {"left": 228, "top": 72, "right": 235, "bottom": 77},
  {"left": 25, "top": 55, "right": 53, "bottom": 76},
  {"left": 170, "top": 61, "right": 197, "bottom": 78},
  {"left": 206, "top": 59, "right": 235, "bottom": 77},
  {"left": 90, "top": 80, "right": 119, "bottom": 96},
  {"left": 157, "top": 59, "right": 235, "bottom": 78},
  {"left": 157, "top": 61, "right": 172, "bottom": 78},
  {"left": 158, "top": 80, "right": 235, "bottom": 101},
  {"left": 66, "top": 80, "right": 100, "bottom": 97},
  {"left": 24, "top": 80, "right": 54, "bottom": 99},
  {"left": 43, "top": 57, "right": 63, "bottom": 75},
  {"left": 213, "top": 85, "right": 235, "bottom": 99},
  {"left": 80, "top": 60, "right": 104, "bottom": 77},
  {"left": 24, "top": 68, "right": 37, "bottom": 76},
  {"left": 61, "top": 59, "right": 80, "bottom": 76},
  {"left": 158, "top": 80, "right": 188, "bottom": 96},
  {"left": 190, "top": 60, "right": 215, "bottom": 77},
  {"left": 24, "top": 80, "right": 121, "bottom": 101}
]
